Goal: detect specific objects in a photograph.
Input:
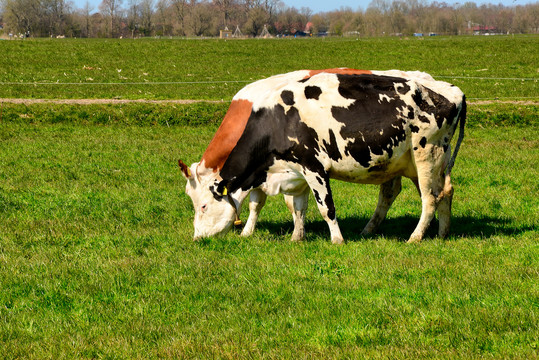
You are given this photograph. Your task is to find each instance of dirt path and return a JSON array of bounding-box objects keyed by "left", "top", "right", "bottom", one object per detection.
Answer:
[{"left": 0, "top": 98, "right": 537, "bottom": 106}]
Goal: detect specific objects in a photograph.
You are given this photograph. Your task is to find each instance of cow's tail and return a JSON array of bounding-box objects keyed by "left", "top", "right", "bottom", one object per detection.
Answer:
[{"left": 445, "top": 95, "right": 466, "bottom": 176}]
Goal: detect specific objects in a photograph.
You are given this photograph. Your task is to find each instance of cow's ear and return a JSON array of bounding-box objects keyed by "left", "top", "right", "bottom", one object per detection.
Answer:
[{"left": 178, "top": 159, "right": 193, "bottom": 179}]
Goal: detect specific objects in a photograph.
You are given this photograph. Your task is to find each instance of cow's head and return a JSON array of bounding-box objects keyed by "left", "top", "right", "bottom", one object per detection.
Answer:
[{"left": 179, "top": 159, "right": 237, "bottom": 240}]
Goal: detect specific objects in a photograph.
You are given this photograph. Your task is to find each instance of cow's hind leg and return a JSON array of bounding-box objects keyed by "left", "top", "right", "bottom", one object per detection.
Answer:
[
  {"left": 305, "top": 172, "right": 344, "bottom": 244},
  {"left": 361, "top": 176, "right": 402, "bottom": 236},
  {"left": 284, "top": 187, "right": 309, "bottom": 241},
  {"left": 241, "top": 188, "right": 267, "bottom": 237},
  {"left": 408, "top": 145, "right": 450, "bottom": 243}
]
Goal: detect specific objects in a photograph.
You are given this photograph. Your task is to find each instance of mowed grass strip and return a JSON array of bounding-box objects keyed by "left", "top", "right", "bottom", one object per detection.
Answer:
[
  {"left": 0, "top": 113, "right": 537, "bottom": 358},
  {"left": 1, "top": 35, "right": 538, "bottom": 101}
]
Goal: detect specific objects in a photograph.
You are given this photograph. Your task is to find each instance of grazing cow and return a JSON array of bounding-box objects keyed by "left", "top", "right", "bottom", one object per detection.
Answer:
[{"left": 179, "top": 68, "right": 466, "bottom": 243}]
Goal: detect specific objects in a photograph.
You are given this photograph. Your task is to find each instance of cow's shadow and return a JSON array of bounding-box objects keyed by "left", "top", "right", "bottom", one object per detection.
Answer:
[{"left": 255, "top": 215, "right": 533, "bottom": 242}]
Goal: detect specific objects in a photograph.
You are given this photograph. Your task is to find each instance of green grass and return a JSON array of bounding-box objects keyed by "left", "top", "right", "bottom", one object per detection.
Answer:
[
  {"left": 1, "top": 35, "right": 537, "bottom": 358},
  {"left": 1, "top": 115, "right": 537, "bottom": 358},
  {"left": 1, "top": 35, "right": 538, "bottom": 101},
  {"left": 1, "top": 102, "right": 537, "bottom": 128}
]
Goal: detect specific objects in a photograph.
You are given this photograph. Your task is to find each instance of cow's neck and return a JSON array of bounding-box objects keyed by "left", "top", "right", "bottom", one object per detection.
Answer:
[{"left": 200, "top": 99, "right": 253, "bottom": 173}]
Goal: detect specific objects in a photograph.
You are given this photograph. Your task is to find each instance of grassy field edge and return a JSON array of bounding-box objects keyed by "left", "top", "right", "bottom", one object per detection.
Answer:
[{"left": 1, "top": 102, "right": 537, "bottom": 127}]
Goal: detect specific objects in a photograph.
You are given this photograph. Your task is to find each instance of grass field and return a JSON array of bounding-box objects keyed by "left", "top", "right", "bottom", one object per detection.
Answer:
[
  {"left": 1, "top": 35, "right": 538, "bottom": 101},
  {"left": 1, "top": 120, "right": 537, "bottom": 358},
  {"left": 1, "top": 36, "right": 538, "bottom": 358}
]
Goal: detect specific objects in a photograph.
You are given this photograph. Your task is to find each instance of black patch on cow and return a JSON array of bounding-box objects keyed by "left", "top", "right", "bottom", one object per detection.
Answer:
[
  {"left": 325, "top": 193, "right": 336, "bottom": 220},
  {"left": 316, "top": 176, "right": 324, "bottom": 185},
  {"left": 418, "top": 115, "right": 430, "bottom": 124},
  {"left": 209, "top": 183, "right": 226, "bottom": 201},
  {"left": 305, "top": 86, "right": 322, "bottom": 100},
  {"left": 368, "top": 163, "right": 388, "bottom": 172},
  {"left": 331, "top": 74, "right": 408, "bottom": 167},
  {"left": 397, "top": 82, "right": 411, "bottom": 95},
  {"left": 443, "top": 144, "right": 449, "bottom": 153},
  {"left": 419, "top": 137, "right": 427, "bottom": 148},
  {"left": 281, "top": 90, "right": 295, "bottom": 106},
  {"left": 323, "top": 129, "right": 342, "bottom": 162},
  {"left": 410, "top": 124, "right": 420, "bottom": 133},
  {"left": 412, "top": 88, "right": 423, "bottom": 106},
  {"left": 407, "top": 105, "right": 415, "bottom": 119},
  {"left": 312, "top": 189, "right": 321, "bottom": 204},
  {"left": 415, "top": 86, "right": 459, "bottom": 129},
  {"left": 220, "top": 103, "right": 323, "bottom": 193}
]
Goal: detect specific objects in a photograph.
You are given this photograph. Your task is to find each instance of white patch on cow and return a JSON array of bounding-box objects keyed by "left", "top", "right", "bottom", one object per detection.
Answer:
[
  {"left": 373, "top": 70, "right": 435, "bottom": 82},
  {"left": 262, "top": 160, "right": 308, "bottom": 196},
  {"left": 379, "top": 94, "right": 391, "bottom": 103},
  {"left": 234, "top": 70, "right": 311, "bottom": 111},
  {"left": 288, "top": 136, "right": 299, "bottom": 144}
]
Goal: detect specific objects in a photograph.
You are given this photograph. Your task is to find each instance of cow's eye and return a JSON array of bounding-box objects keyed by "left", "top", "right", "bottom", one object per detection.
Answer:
[{"left": 201, "top": 204, "right": 208, "bottom": 213}]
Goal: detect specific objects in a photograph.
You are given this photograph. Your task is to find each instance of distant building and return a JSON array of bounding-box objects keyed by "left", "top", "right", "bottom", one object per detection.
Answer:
[
  {"left": 220, "top": 27, "right": 232, "bottom": 39},
  {"left": 467, "top": 22, "right": 498, "bottom": 35}
]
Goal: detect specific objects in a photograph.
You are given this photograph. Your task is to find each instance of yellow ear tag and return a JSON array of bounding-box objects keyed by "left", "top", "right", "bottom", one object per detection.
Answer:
[
  {"left": 222, "top": 187, "right": 228, "bottom": 196},
  {"left": 187, "top": 168, "right": 192, "bottom": 177}
]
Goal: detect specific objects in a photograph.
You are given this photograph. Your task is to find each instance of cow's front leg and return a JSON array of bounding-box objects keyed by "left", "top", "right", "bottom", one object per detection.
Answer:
[
  {"left": 305, "top": 172, "right": 344, "bottom": 244},
  {"left": 361, "top": 176, "right": 402, "bottom": 236},
  {"left": 284, "top": 186, "right": 309, "bottom": 242},
  {"left": 241, "top": 188, "right": 267, "bottom": 237}
]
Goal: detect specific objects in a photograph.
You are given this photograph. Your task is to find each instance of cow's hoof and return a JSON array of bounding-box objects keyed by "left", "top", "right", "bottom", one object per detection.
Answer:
[
  {"left": 406, "top": 236, "right": 422, "bottom": 244},
  {"left": 331, "top": 237, "right": 345, "bottom": 245},
  {"left": 360, "top": 228, "right": 374, "bottom": 237},
  {"left": 290, "top": 235, "right": 303, "bottom": 242}
]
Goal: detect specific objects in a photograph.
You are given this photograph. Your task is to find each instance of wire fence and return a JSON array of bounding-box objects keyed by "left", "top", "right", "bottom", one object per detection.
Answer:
[
  {"left": 0, "top": 76, "right": 537, "bottom": 102},
  {"left": 0, "top": 75, "right": 537, "bottom": 86}
]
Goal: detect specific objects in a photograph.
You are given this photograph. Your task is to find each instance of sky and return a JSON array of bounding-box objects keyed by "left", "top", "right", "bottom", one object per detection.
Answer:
[{"left": 75, "top": 0, "right": 538, "bottom": 14}]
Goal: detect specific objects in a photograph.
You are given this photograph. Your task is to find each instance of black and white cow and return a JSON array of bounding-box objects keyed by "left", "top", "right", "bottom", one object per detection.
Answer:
[{"left": 179, "top": 68, "right": 466, "bottom": 243}]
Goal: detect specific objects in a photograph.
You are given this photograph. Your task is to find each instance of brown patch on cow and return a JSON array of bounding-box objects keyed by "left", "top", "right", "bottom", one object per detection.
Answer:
[
  {"left": 200, "top": 99, "right": 253, "bottom": 172},
  {"left": 305, "top": 68, "right": 372, "bottom": 79}
]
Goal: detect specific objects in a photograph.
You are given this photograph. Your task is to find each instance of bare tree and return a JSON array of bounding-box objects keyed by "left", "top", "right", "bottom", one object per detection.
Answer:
[
  {"left": 187, "top": 0, "right": 213, "bottom": 35},
  {"left": 82, "top": 0, "right": 94, "bottom": 37},
  {"left": 2, "top": 0, "right": 539, "bottom": 38},
  {"left": 2, "top": 0, "right": 41, "bottom": 35},
  {"left": 140, "top": 0, "right": 154, "bottom": 35},
  {"left": 154, "top": 0, "right": 171, "bottom": 35},
  {"left": 214, "top": 0, "right": 233, "bottom": 27},
  {"left": 99, "top": 0, "right": 123, "bottom": 37},
  {"left": 244, "top": 4, "right": 266, "bottom": 36},
  {"left": 170, "top": 0, "right": 187, "bottom": 35}
]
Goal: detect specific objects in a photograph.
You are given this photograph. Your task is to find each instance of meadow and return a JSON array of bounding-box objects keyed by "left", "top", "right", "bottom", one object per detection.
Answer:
[
  {"left": 0, "top": 35, "right": 538, "bottom": 101},
  {"left": 0, "top": 36, "right": 538, "bottom": 358}
]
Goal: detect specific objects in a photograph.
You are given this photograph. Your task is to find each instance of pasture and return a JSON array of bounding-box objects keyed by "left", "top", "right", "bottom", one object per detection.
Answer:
[
  {"left": 1, "top": 35, "right": 538, "bottom": 101},
  {"left": 1, "top": 36, "right": 538, "bottom": 358}
]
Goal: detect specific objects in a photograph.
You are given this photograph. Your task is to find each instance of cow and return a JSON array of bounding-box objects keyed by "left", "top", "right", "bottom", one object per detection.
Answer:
[{"left": 179, "top": 68, "right": 466, "bottom": 243}]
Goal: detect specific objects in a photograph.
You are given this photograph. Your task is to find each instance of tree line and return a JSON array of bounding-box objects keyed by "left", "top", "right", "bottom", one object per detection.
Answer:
[{"left": 1, "top": 0, "right": 538, "bottom": 38}]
